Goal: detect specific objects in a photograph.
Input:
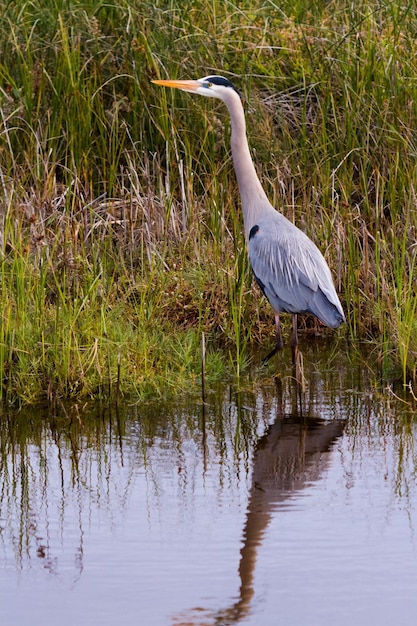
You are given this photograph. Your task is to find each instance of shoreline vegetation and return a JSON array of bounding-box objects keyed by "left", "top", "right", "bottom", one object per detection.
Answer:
[{"left": 0, "top": 0, "right": 416, "bottom": 406}]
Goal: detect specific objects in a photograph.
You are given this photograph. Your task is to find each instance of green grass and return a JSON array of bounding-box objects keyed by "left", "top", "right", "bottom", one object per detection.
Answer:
[{"left": 0, "top": 0, "right": 417, "bottom": 405}]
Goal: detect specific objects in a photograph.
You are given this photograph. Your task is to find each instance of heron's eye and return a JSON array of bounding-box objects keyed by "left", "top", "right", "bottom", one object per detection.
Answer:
[{"left": 206, "top": 82, "right": 213, "bottom": 88}]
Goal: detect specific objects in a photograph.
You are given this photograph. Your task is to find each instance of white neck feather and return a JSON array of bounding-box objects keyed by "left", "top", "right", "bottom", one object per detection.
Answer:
[{"left": 222, "top": 90, "right": 272, "bottom": 237}]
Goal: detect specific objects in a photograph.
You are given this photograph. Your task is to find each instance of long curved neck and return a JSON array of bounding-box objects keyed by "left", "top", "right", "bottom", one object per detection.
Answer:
[{"left": 223, "top": 91, "right": 271, "bottom": 236}]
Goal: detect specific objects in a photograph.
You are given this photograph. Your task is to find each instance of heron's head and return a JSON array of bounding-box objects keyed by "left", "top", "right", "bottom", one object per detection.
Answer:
[{"left": 152, "top": 75, "right": 242, "bottom": 103}]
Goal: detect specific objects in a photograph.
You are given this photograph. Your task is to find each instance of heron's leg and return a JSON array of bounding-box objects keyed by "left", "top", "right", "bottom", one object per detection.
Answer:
[
  {"left": 291, "top": 314, "right": 298, "bottom": 365},
  {"left": 262, "top": 314, "right": 284, "bottom": 364},
  {"left": 275, "top": 314, "right": 284, "bottom": 350}
]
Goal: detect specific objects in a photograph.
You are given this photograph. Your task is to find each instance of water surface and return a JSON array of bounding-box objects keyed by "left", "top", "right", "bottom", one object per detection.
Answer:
[{"left": 1, "top": 343, "right": 417, "bottom": 625}]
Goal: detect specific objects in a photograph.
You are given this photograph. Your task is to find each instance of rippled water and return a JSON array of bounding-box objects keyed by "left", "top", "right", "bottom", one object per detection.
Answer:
[{"left": 1, "top": 342, "right": 417, "bottom": 625}]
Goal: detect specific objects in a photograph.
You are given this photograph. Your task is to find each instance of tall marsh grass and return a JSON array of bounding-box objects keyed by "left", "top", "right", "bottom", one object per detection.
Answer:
[{"left": 1, "top": 0, "right": 417, "bottom": 404}]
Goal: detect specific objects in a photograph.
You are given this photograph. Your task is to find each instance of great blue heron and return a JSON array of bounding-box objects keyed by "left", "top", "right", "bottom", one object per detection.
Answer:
[{"left": 152, "top": 75, "right": 345, "bottom": 363}]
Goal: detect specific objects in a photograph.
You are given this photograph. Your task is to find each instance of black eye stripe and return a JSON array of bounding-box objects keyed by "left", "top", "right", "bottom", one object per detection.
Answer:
[
  {"left": 205, "top": 75, "right": 234, "bottom": 88},
  {"left": 202, "top": 75, "right": 241, "bottom": 96}
]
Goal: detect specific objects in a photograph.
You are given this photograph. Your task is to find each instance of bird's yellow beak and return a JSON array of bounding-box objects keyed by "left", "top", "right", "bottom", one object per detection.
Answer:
[{"left": 152, "top": 79, "right": 201, "bottom": 93}]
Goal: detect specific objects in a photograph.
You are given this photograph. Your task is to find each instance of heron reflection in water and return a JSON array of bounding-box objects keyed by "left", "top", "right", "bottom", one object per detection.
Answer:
[{"left": 172, "top": 408, "right": 345, "bottom": 625}]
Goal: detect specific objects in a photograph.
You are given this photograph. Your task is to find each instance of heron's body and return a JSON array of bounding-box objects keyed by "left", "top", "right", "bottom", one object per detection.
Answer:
[
  {"left": 152, "top": 75, "right": 345, "bottom": 362},
  {"left": 248, "top": 213, "right": 343, "bottom": 328}
]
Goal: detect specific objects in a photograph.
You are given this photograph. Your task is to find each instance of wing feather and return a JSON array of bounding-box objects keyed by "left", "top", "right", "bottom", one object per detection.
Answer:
[{"left": 248, "top": 213, "right": 344, "bottom": 327}]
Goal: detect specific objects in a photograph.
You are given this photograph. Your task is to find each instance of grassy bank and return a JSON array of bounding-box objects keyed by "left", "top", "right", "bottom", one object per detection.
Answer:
[{"left": 0, "top": 0, "right": 416, "bottom": 405}]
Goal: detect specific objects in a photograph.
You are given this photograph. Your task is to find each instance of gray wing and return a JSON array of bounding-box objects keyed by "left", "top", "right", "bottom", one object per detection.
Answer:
[{"left": 248, "top": 215, "right": 345, "bottom": 328}]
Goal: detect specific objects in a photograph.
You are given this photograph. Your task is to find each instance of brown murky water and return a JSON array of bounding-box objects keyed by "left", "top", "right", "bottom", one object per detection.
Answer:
[{"left": 1, "top": 341, "right": 417, "bottom": 625}]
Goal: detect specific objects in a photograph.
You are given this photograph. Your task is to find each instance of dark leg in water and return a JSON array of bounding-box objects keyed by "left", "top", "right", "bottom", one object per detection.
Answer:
[
  {"left": 291, "top": 314, "right": 298, "bottom": 365},
  {"left": 262, "top": 314, "right": 284, "bottom": 364}
]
